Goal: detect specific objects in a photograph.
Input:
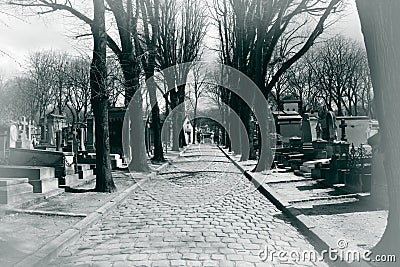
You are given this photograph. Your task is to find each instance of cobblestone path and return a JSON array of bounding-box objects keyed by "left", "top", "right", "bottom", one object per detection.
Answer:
[{"left": 54, "top": 145, "right": 328, "bottom": 266}]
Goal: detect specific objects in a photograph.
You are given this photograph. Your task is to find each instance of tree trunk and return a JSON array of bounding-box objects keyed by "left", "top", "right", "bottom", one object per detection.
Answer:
[
  {"left": 356, "top": 0, "right": 400, "bottom": 261},
  {"left": 91, "top": 0, "right": 116, "bottom": 193},
  {"left": 230, "top": 94, "right": 242, "bottom": 155},
  {"left": 106, "top": 0, "right": 150, "bottom": 172},
  {"left": 253, "top": 111, "right": 274, "bottom": 172},
  {"left": 170, "top": 89, "right": 180, "bottom": 151},
  {"left": 178, "top": 84, "right": 187, "bottom": 148},
  {"left": 192, "top": 110, "right": 197, "bottom": 144},
  {"left": 179, "top": 130, "right": 187, "bottom": 148},
  {"left": 240, "top": 105, "right": 256, "bottom": 161},
  {"left": 146, "top": 77, "right": 165, "bottom": 162},
  {"left": 127, "top": 95, "right": 150, "bottom": 172}
]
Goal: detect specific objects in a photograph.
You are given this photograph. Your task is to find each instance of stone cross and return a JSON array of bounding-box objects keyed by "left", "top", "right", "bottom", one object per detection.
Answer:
[
  {"left": 20, "top": 116, "right": 28, "bottom": 131},
  {"left": 339, "top": 119, "right": 348, "bottom": 141}
]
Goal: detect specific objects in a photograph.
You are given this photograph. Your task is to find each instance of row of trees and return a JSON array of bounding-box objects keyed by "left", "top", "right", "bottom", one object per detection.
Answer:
[
  {"left": 0, "top": 52, "right": 124, "bottom": 125},
  {"left": 274, "top": 35, "right": 373, "bottom": 117},
  {"left": 6, "top": 0, "right": 208, "bottom": 191},
  {"left": 3, "top": 0, "right": 399, "bottom": 260},
  {"left": 211, "top": 0, "right": 343, "bottom": 170}
]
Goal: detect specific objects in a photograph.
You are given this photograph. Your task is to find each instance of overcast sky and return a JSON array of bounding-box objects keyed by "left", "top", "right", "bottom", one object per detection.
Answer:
[{"left": 0, "top": 1, "right": 364, "bottom": 79}]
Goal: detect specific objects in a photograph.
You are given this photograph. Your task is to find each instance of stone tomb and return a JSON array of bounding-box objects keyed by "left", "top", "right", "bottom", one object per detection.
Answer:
[
  {"left": 0, "top": 178, "right": 33, "bottom": 205},
  {"left": 37, "top": 114, "right": 67, "bottom": 151},
  {"left": 0, "top": 166, "right": 58, "bottom": 193},
  {"left": 7, "top": 148, "right": 74, "bottom": 181},
  {"left": 273, "top": 111, "right": 302, "bottom": 144},
  {"left": 306, "top": 115, "right": 372, "bottom": 146}
]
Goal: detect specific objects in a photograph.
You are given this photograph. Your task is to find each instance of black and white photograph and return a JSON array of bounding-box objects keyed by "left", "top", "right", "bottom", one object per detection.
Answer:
[{"left": 0, "top": 0, "right": 399, "bottom": 266}]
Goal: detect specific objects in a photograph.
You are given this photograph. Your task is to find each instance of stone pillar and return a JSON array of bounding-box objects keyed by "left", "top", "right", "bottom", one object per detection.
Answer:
[
  {"left": 15, "top": 123, "right": 23, "bottom": 149},
  {"left": 85, "top": 118, "right": 95, "bottom": 153},
  {"left": 56, "top": 130, "right": 63, "bottom": 151},
  {"left": 47, "top": 115, "right": 55, "bottom": 147},
  {"left": 39, "top": 117, "right": 47, "bottom": 145},
  {"left": 80, "top": 127, "right": 86, "bottom": 151},
  {"left": 301, "top": 114, "right": 312, "bottom": 143},
  {"left": 27, "top": 119, "right": 32, "bottom": 141},
  {"left": 0, "top": 132, "right": 8, "bottom": 160}
]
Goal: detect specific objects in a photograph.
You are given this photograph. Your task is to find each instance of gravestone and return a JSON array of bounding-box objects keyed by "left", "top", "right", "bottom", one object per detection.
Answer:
[
  {"left": 336, "top": 116, "right": 370, "bottom": 147},
  {"left": 47, "top": 115, "right": 56, "bottom": 147},
  {"left": 272, "top": 111, "right": 302, "bottom": 144},
  {"left": 39, "top": 117, "right": 47, "bottom": 146},
  {"left": 17, "top": 116, "right": 33, "bottom": 149},
  {"left": 9, "top": 124, "right": 18, "bottom": 148},
  {"left": 79, "top": 126, "right": 86, "bottom": 151},
  {"left": 301, "top": 114, "right": 312, "bottom": 143},
  {"left": 0, "top": 122, "right": 19, "bottom": 162},
  {"left": 37, "top": 114, "right": 66, "bottom": 151},
  {"left": 85, "top": 117, "right": 95, "bottom": 153},
  {"left": 339, "top": 119, "right": 348, "bottom": 141},
  {"left": 0, "top": 131, "right": 8, "bottom": 161},
  {"left": 317, "top": 106, "right": 337, "bottom": 142}
]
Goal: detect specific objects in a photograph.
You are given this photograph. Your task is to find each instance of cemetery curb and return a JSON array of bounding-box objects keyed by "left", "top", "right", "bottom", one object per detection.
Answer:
[
  {"left": 14, "top": 150, "right": 186, "bottom": 267},
  {"left": 218, "top": 146, "right": 370, "bottom": 267}
]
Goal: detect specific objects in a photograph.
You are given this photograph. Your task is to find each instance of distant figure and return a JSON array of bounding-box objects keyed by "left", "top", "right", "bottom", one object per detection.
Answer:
[
  {"left": 316, "top": 123, "right": 322, "bottom": 139},
  {"left": 317, "top": 106, "right": 337, "bottom": 141},
  {"left": 326, "top": 109, "right": 337, "bottom": 141},
  {"left": 301, "top": 113, "right": 312, "bottom": 143}
]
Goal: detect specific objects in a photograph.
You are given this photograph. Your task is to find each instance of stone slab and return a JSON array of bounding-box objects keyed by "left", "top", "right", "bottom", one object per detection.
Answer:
[
  {"left": 0, "top": 178, "right": 33, "bottom": 204},
  {"left": 59, "top": 169, "right": 94, "bottom": 187},
  {"left": 0, "top": 178, "right": 29, "bottom": 187},
  {"left": 0, "top": 166, "right": 57, "bottom": 193},
  {"left": 0, "top": 166, "right": 55, "bottom": 180},
  {"left": 30, "top": 177, "right": 59, "bottom": 193}
]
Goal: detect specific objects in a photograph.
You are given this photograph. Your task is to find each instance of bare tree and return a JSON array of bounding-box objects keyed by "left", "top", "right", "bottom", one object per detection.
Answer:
[
  {"left": 8, "top": 0, "right": 151, "bottom": 172},
  {"left": 106, "top": 56, "right": 125, "bottom": 107},
  {"left": 90, "top": 0, "right": 116, "bottom": 192},
  {"left": 157, "top": 0, "right": 208, "bottom": 150},
  {"left": 356, "top": 0, "right": 400, "bottom": 260},
  {"left": 212, "top": 0, "right": 343, "bottom": 170},
  {"left": 285, "top": 35, "right": 373, "bottom": 116},
  {"left": 64, "top": 56, "right": 92, "bottom": 125},
  {"left": 185, "top": 64, "right": 209, "bottom": 144},
  {"left": 136, "top": 0, "right": 165, "bottom": 162},
  {"left": 26, "top": 51, "right": 59, "bottom": 119}
]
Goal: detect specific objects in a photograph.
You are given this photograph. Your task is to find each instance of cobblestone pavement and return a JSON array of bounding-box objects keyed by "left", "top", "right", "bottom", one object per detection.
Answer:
[{"left": 53, "top": 145, "right": 328, "bottom": 266}]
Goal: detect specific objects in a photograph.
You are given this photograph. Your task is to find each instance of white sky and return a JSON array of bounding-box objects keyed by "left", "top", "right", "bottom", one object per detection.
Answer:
[{"left": 0, "top": 0, "right": 364, "bottom": 79}]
